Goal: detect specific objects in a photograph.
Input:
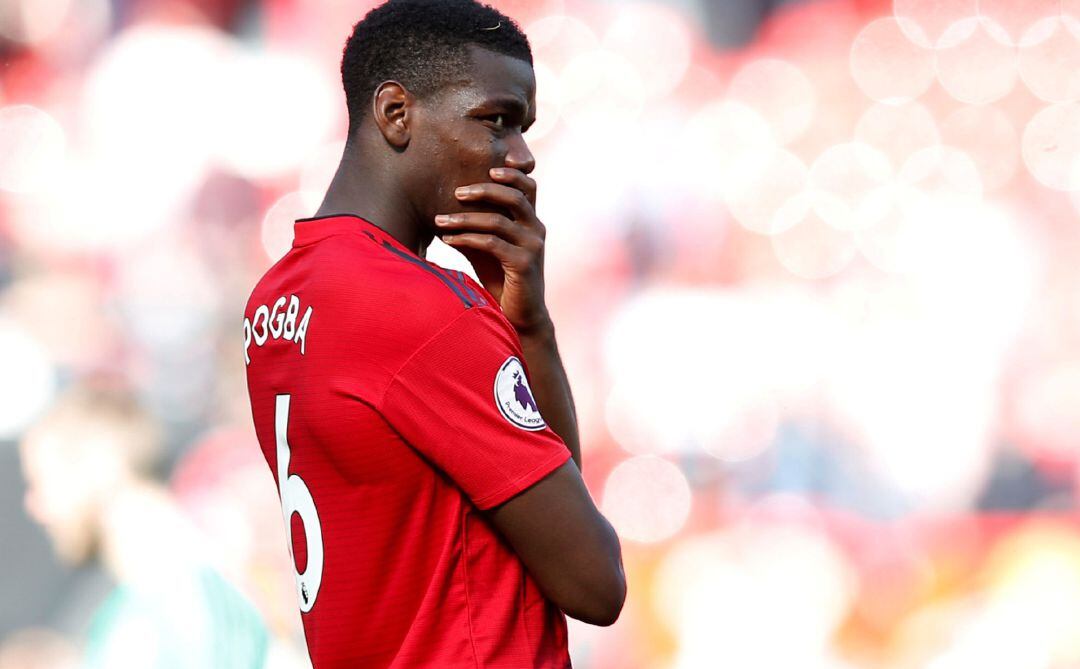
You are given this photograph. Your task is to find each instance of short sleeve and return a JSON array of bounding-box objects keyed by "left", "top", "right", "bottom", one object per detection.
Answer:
[{"left": 378, "top": 307, "right": 572, "bottom": 510}]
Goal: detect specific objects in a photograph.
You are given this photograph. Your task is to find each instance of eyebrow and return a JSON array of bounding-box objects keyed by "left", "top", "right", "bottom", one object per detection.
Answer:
[{"left": 485, "top": 95, "right": 535, "bottom": 130}]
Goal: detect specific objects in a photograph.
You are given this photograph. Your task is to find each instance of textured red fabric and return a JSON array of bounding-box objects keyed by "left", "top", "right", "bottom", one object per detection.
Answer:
[{"left": 244, "top": 214, "right": 573, "bottom": 668}]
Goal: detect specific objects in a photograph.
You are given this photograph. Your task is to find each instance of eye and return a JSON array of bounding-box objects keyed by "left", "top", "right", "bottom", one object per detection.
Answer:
[{"left": 486, "top": 114, "right": 507, "bottom": 129}]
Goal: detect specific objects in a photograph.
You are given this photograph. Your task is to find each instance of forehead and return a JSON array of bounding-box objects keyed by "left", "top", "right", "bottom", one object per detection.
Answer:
[{"left": 445, "top": 44, "right": 536, "bottom": 105}]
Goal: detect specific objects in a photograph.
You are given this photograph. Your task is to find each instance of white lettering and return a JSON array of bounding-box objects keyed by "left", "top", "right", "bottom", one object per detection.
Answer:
[
  {"left": 269, "top": 296, "right": 286, "bottom": 339},
  {"left": 283, "top": 295, "right": 300, "bottom": 340},
  {"left": 252, "top": 305, "right": 270, "bottom": 345},
  {"left": 245, "top": 295, "right": 313, "bottom": 363},
  {"left": 294, "top": 306, "right": 313, "bottom": 355}
]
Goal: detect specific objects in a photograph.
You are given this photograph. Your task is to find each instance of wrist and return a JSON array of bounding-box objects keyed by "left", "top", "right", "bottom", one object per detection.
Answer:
[{"left": 514, "top": 315, "right": 555, "bottom": 343}]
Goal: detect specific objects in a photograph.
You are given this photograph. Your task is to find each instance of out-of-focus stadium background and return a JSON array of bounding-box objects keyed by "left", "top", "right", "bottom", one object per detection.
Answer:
[{"left": 3, "top": 0, "right": 1080, "bottom": 666}]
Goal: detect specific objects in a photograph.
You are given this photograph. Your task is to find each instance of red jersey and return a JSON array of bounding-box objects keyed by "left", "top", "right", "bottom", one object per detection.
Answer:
[{"left": 243, "top": 214, "right": 573, "bottom": 668}]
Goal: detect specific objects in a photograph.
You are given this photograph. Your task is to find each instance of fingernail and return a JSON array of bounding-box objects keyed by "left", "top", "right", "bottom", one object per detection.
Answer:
[
  {"left": 490, "top": 167, "right": 505, "bottom": 178},
  {"left": 455, "top": 186, "right": 472, "bottom": 197},
  {"left": 435, "top": 215, "right": 450, "bottom": 225}
]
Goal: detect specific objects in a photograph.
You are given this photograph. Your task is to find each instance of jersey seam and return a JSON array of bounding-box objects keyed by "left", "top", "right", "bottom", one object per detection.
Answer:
[
  {"left": 459, "top": 504, "right": 483, "bottom": 669},
  {"left": 374, "top": 308, "right": 479, "bottom": 409},
  {"left": 377, "top": 241, "right": 475, "bottom": 308}
]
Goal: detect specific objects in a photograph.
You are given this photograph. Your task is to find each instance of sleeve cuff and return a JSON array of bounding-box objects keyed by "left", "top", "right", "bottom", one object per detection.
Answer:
[{"left": 471, "top": 448, "right": 573, "bottom": 511}]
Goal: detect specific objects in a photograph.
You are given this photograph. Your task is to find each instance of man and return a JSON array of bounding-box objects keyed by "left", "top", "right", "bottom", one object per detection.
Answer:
[
  {"left": 19, "top": 385, "right": 268, "bottom": 668},
  {"left": 242, "top": 0, "right": 626, "bottom": 667}
]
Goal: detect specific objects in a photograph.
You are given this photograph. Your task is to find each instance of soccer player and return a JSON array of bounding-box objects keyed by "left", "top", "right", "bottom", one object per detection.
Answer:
[{"left": 242, "top": 1, "right": 626, "bottom": 667}]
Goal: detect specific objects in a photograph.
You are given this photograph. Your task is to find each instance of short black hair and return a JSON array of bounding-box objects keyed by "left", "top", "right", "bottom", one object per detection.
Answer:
[{"left": 341, "top": 0, "right": 532, "bottom": 131}]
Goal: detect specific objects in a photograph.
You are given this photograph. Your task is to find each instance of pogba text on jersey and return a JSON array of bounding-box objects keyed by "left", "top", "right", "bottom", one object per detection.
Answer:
[{"left": 243, "top": 294, "right": 313, "bottom": 364}]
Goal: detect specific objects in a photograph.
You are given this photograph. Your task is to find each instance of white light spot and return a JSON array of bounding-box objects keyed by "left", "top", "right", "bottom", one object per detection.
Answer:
[
  {"left": 682, "top": 101, "right": 776, "bottom": 202},
  {"left": 771, "top": 194, "right": 859, "bottom": 279},
  {"left": 82, "top": 26, "right": 232, "bottom": 237},
  {"left": 525, "top": 14, "right": 598, "bottom": 75},
  {"left": 725, "top": 150, "right": 808, "bottom": 235},
  {"left": 262, "top": 192, "right": 314, "bottom": 262},
  {"left": 1022, "top": 102, "right": 1080, "bottom": 190},
  {"left": 1014, "top": 361, "right": 1080, "bottom": 458},
  {"left": 215, "top": 49, "right": 338, "bottom": 179},
  {"left": 602, "top": 4, "right": 691, "bottom": 100},
  {"left": 935, "top": 18, "right": 1017, "bottom": 104},
  {"left": 602, "top": 289, "right": 831, "bottom": 456},
  {"left": 854, "top": 185, "right": 927, "bottom": 273},
  {"left": 1018, "top": 16, "right": 1080, "bottom": 103},
  {"left": 893, "top": 0, "right": 978, "bottom": 48},
  {"left": 808, "top": 142, "right": 893, "bottom": 231},
  {"left": 0, "top": 0, "right": 73, "bottom": 45},
  {"left": 727, "top": 59, "right": 817, "bottom": 145},
  {"left": 977, "top": 0, "right": 1061, "bottom": 46},
  {"left": 855, "top": 101, "right": 940, "bottom": 172},
  {"left": 850, "top": 17, "right": 936, "bottom": 103},
  {"left": 558, "top": 50, "right": 644, "bottom": 129},
  {"left": 940, "top": 105, "right": 1019, "bottom": 191},
  {"left": 898, "top": 145, "right": 983, "bottom": 212},
  {"left": 298, "top": 140, "right": 345, "bottom": 211},
  {"left": 0, "top": 320, "right": 56, "bottom": 439},
  {"left": 601, "top": 456, "right": 691, "bottom": 543},
  {"left": 656, "top": 527, "right": 856, "bottom": 667},
  {"left": 0, "top": 105, "right": 65, "bottom": 194}
]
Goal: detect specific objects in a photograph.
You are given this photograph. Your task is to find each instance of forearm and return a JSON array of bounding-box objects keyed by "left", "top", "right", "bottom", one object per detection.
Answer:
[{"left": 516, "top": 319, "right": 582, "bottom": 472}]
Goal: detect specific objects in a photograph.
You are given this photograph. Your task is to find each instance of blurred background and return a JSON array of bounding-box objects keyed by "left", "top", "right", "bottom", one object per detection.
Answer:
[{"left": 3, "top": 0, "right": 1080, "bottom": 667}]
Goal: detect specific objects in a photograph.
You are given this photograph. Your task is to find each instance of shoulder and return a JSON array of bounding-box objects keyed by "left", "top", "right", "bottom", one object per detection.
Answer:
[{"left": 311, "top": 233, "right": 503, "bottom": 352}]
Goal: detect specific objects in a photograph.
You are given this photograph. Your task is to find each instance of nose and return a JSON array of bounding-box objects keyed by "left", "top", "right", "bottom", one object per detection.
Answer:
[{"left": 503, "top": 132, "right": 535, "bottom": 175}]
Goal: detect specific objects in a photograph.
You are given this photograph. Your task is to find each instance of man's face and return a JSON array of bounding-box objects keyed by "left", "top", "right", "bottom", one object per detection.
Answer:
[
  {"left": 20, "top": 426, "right": 117, "bottom": 565},
  {"left": 408, "top": 45, "right": 537, "bottom": 226}
]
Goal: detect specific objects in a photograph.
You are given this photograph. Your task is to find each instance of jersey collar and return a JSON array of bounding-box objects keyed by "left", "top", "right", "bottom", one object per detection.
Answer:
[{"left": 293, "top": 214, "right": 416, "bottom": 255}]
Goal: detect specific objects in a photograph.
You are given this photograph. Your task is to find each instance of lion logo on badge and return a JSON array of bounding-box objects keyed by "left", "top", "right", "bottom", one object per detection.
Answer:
[{"left": 494, "top": 356, "right": 546, "bottom": 431}]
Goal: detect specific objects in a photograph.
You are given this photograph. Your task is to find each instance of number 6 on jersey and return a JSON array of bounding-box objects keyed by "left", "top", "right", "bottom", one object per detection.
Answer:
[{"left": 276, "top": 394, "right": 324, "bottom": 613}]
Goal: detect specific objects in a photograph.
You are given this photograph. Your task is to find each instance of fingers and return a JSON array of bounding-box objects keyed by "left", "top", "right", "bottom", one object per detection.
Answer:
[
  {"left": 435, "top": 212, "right": 537, "bottom": 248},
  {"left": 440, "top": 232, "right": 532, "bottom": 270},
  {"left": 455, "top": 179, "right": 535, "bottom": 223},
  {"left": 489, "top": 167, "right": 536, "bottom": 206}
]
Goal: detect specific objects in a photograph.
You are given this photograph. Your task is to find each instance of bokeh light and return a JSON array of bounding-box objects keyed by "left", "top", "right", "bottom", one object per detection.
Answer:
[
  {"left": 854, "top": 101, "right": 939, "bottom": 172},
  {"left": 682, "top": 100, "right": 776, "bottom": 201},
  {"left": 809, "top": 142, "right": 893, "bottom": 231},
  {"left": 1022, "top": 101, "right": 1080, "bottom": 190},
  {"left": 1017, "top": 16, "right": 1080, "bottom": 103},
  {"left": 892, "top": 0, "right": 978, "bottom": 48},
  {"left": 771, "top": 196, "right": 859, "bottom": 279},
  {"left": 601, "top": 4, "right": 691, "bottom": 100},
  {"left": 262, "top": 192, "right": 315, "bottom": 261},
  {"left": 601, "top": 455, "right": 691, "bottom": 543},
  {"left": 0, "top": 105, "right": 65, "bottom": 194},
  {"left": 214, "top": 48, "right": 339, "bottom": 179},
  {"left": 977, "top": 0, "right": 1061, "bottom": 46},
  {"left": 0, "top": 320, "right": 56, "bottom": 439},
  {"left": 726, "top": 149, "right": 809, "bottom": 235},
  {"left": 727, "top": 59, "right": 817, "bottom": 145},
  {"left": 935, "top": 18, "right": 1017, "bottom": 104},
  {"left": 0, "top": 0, "right": 74, "bottom": 45},
  {"left": 940, "top": 104, "right": 1019, "bottom": 191},
  {"left": 657, "top": 526, "right": 856, "bottom": 668},
  {"left": 849, "top": 17, "right": 935, "bottom": 103}
]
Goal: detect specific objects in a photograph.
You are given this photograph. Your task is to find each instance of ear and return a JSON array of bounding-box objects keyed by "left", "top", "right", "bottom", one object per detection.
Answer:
[{"left": 371, "top": 81, "right": 413, "bottom": 149}]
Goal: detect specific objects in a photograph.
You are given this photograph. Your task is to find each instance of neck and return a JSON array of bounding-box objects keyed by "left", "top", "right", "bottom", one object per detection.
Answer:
[{"left": 314, "top": 141, "right": 432, "bottom": 257}]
